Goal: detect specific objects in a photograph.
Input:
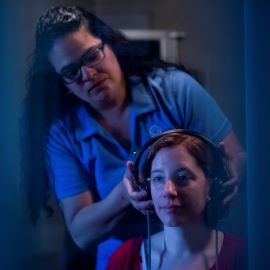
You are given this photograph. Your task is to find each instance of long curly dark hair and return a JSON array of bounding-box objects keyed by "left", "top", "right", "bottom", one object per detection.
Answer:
[{"left": 22, "top": 6, "right": 188, "bottom": 224}]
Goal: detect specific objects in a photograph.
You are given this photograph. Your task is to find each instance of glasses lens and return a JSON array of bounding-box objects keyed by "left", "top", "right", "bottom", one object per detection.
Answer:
[
  {"left": 61, "top": 66, "right": 80, "bottom": 83},
  {"left": 84, "top": 48, "right": 104, "bottom": 67}
]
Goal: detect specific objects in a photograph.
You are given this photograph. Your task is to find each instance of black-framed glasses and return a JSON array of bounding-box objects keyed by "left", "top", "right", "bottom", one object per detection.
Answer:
[{"left": 59, "top": 42, "right": 105, "bottom": 84}]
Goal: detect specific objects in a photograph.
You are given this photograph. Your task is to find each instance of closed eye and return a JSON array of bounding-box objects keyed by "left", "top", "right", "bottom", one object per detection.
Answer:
[
  {"left": 60, "top": 65, "right": 79, "bottom": 78},
  {"left": 82, "top": 45, "right": 104, "bottom": 67},
  {"left": 84, "top": 50, "right": 99, "bottom": 63}
]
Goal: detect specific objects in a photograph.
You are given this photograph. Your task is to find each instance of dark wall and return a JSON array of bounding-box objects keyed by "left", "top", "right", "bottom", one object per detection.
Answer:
[
  {"left": 0, "top": 1, "right": 28, "bottom": 269},
  {"left": 245, "top": 0, "right": 270, "bottom": 268}
]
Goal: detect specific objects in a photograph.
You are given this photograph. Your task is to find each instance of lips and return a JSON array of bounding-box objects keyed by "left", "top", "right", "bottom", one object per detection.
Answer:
[
  {"left": 88, "top": 78, "right": 107, "bottom": 93},
  {"left": 160, "top": 204, "right": 183, "bottom": 212}
]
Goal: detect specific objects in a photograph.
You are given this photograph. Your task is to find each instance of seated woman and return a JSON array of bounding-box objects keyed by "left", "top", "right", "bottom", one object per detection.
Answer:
[{"left": 106, "top": 131, "right": 246, "bottom": 270}]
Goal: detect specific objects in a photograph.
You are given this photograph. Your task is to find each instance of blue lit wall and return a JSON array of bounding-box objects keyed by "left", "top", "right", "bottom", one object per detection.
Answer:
[{"left": 245, "top": 0, "right": 270, "bottom": 268}]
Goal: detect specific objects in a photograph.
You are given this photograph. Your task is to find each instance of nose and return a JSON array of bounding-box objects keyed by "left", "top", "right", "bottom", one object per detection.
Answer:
[
  {"left": 80, "top": 65, "right": 97, "bottom": 81},
  {"left": 163, "top": 179, "right": 178, "bottom": 197}
]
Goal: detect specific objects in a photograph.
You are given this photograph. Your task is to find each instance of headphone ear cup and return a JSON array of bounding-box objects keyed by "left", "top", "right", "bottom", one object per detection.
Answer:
[
  {"left": 132, "top": 167, "right": 152, "bottom": 200},
  {"left": 141, "top": 178, "right": 152, "bottom": 200},
  {"left": 206, "top": 176, "right": 230, "bottom": 226}
]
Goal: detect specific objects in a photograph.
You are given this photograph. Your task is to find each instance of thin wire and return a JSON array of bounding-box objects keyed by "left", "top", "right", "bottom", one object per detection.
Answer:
[
  {"left": 215, "top": 228, "right": 219, "bottom": 270},
  {"left": 146, "top": 209, "right": 151, "bottom": 270}
]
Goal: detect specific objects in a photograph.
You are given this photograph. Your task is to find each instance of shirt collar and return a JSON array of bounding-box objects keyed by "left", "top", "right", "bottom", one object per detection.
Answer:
[
  {"left": 74, "top": 75, "right": 157, "bottom": 141},
  {"left": 74, "top": 104, "right": 101, "bottom": 140}
]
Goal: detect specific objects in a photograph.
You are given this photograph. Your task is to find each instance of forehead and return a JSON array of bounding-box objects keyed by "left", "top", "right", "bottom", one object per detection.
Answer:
[
  {"left": 151, "top": 144, "right": 198, "bottom": 169},
  {"left": 48, "top": 25, "right": 101, "bottom": 72}
]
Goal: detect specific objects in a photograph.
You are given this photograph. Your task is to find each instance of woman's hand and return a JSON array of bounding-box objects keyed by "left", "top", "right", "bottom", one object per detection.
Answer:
[
  {"left": 219, "top": 143, "right": 246, "bottom": 205},
  {"left": 123, "top": 161, "right": 154, "bottom": 215}
]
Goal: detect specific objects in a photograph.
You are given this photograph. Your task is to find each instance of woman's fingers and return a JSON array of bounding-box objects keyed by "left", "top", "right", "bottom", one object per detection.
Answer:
[
  {"left": 223, "top": 185, "right": 239, "bottom": 205},
  {"left": 123, "top": 160, "right": 155, "bottom": 214}
]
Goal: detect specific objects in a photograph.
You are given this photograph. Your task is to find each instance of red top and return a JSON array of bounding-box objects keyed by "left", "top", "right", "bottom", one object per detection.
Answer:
[{"left": 106, "top": 234, "right": 247, "bottom": 270}]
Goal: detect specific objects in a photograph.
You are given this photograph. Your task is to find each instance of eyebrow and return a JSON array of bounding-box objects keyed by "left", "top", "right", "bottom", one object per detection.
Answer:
[
  {"left": 151, "top": 167, "right": 191, "bottom": 175},
  {"left": 151, "top": 169, "right": 164, "bottom": 174}
]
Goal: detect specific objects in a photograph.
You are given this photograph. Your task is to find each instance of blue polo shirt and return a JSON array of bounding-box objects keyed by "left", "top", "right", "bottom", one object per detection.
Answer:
[{"left": 45, "top": 68, "right": 232, "bottom": 269}]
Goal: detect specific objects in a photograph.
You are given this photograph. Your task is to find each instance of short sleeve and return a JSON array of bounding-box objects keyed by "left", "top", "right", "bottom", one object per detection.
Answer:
[
  {"left": 45, "top": 121, "right": 92, "bottom": 199},
  {"left": 159, "top": 70, "right": 232, "bottom": 143}
]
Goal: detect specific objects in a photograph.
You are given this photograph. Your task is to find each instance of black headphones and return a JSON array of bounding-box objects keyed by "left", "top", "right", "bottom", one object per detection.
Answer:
[{"left": 133, "top": 129, "right": 231, "bottom": 226}]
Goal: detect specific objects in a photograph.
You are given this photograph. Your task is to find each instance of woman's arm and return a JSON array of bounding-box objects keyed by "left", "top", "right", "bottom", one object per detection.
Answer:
[{"left": 60, "top": 181, "right": 130, "bottom": 250}]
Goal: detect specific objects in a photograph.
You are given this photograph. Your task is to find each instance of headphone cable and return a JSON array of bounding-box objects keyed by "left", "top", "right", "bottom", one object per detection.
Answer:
[
  {"left": 146, "top": 209, "right": 151, "bottom": 270},
  {"left": 215, "top": 227, "right": 219, "bottom": 270}
]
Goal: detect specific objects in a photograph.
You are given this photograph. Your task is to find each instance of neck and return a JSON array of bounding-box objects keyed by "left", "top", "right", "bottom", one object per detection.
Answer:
[
  {"left": 95, "top": 77, "right": 130, "bottom": 120},
  {"left": 163, "top": 222, "right": 213, "bottom": 256},
  {"left": 94, "top": 90, "right": 130, "bottom": 121}
]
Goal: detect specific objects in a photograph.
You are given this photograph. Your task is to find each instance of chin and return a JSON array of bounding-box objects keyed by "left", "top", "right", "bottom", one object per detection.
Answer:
[{"left": 160, "top": 216, "right": 188, "bottom": 227}]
